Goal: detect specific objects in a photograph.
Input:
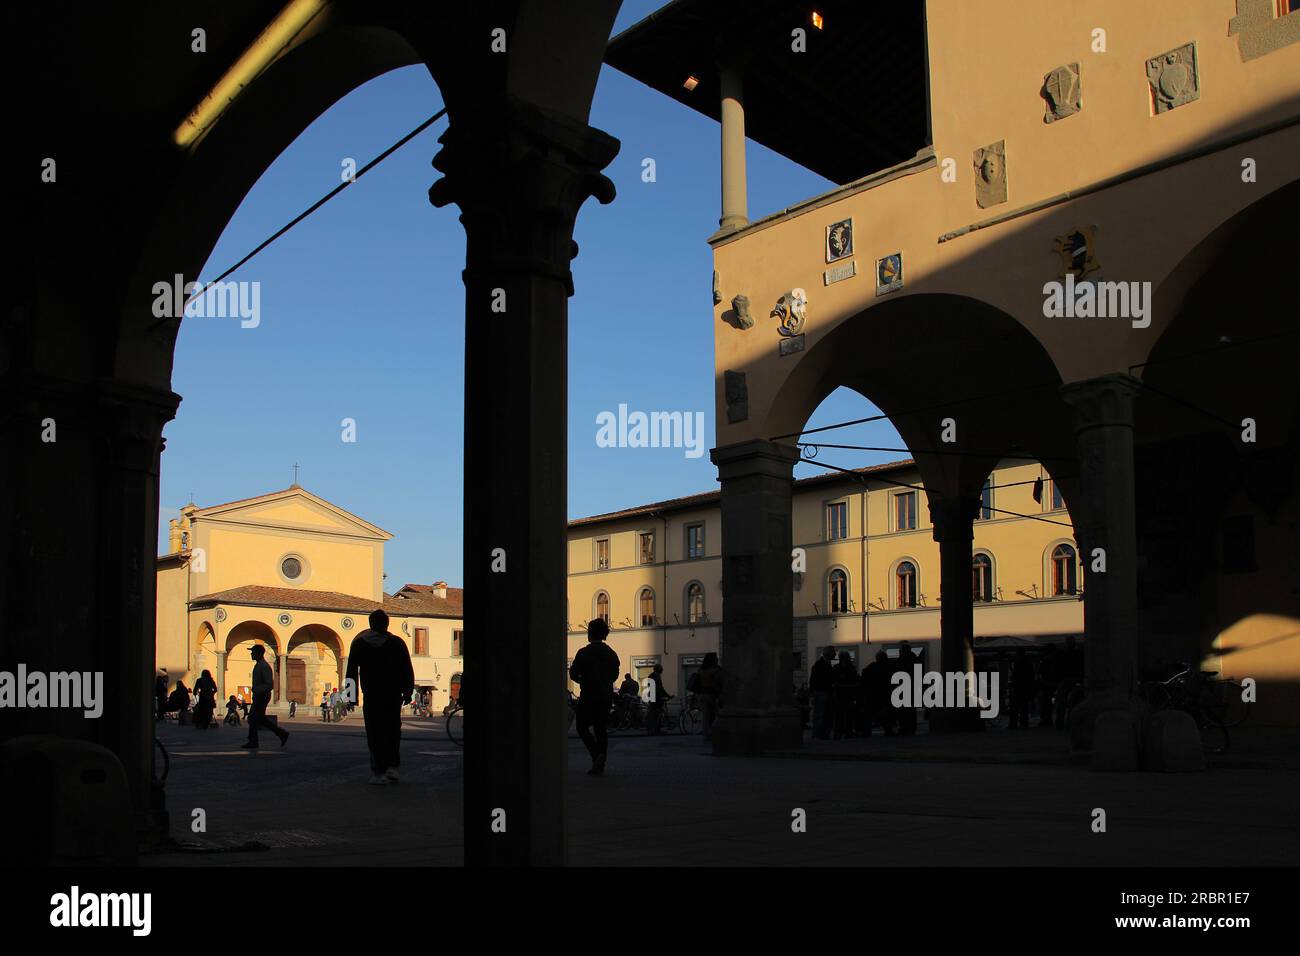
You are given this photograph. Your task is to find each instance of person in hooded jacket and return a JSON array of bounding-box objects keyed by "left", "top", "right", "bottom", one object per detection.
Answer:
[{"left": 345, "top": 609, "right": 415, "bottom": 785}]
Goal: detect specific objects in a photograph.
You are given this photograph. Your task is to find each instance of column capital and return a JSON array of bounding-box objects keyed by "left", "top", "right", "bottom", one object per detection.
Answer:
[
  {"left": 96, "top": 378, "right": 181, "bottom": 473},
  {"left": 710, "top": 439, "right": 799, "bottom": 481},
  {"left": 929, "top": 495, "right": 980, "bottom": 543},
  {"left": 428, "top": 97, "right": 619, "bottom": 294},
  {"left": 1060, "top": 373, "right": 1141, "bottom": 433}
]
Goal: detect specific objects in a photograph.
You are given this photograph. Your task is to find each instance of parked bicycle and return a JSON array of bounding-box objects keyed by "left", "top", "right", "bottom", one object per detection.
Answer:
[
  {"left": 1140, "top": 663, "right": 1246, "bottom": 754},
  {"left": 679, "top": 694, "right": 703, "bottom": 735}
]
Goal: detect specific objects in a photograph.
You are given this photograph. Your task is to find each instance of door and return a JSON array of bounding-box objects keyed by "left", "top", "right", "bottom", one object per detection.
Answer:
[{"left": 287, "top": 658, "right": 307, "bottom": 703}]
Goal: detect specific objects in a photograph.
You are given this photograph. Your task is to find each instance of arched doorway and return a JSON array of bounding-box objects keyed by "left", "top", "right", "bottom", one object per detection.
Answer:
[
  {"left": 224, "top": 621, "right": 281, "bottom": 706},
  {"left": 287, "top": 624, "right": 345, "bottom": 709}
]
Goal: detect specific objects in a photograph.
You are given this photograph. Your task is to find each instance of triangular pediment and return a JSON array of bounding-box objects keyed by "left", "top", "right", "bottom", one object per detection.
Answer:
[{"left": 194, "top": 488, "right": 391, "bottom": 540}]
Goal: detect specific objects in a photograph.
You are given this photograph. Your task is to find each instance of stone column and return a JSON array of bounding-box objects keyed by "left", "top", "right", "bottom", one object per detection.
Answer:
[
  {"left": 215, "top": 649, "right": 227, "bottom": 701},
  {"left": 429, "top": 98, "right": 618, "bottom": 867},
  {"left": 95, "top": 380, "right": 181, "bottom": 831},
  {"left": 339, "top": 655, "right": 348, "bottom": 696},
  {"left": 1060, "top": 373, "right": 1142, "bottom": 750},
  {"left": 277, "top": 650, "right": 288, "bottom": 708},
  {"left": 717, "top": 65, "right": 749, "bottom": 234},
  {"left": 929, "top": 495, "right": 982, "bottom": 731},
  {"left": 708, "top": 439, "right": 802, "bottom": 753}
]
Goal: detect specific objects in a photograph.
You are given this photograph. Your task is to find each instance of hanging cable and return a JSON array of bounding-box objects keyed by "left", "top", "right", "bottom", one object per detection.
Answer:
[{"left": 174, "top": 107, "right": 449, "bottom": 317}]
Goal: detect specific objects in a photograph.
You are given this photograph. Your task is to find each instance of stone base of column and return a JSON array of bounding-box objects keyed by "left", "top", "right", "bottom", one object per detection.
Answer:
[
  {"left": 926, "top": 706, "right": 987, "bottom": 733},
  {"left": 711, "top": 707, "right": 803, "bottom": 755},
  {"left": 1069, "top": 693, "right": 1143, "bottom": 764}
]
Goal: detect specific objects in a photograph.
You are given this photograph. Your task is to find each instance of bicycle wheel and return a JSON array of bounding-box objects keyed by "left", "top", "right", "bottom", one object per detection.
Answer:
[
  {"left": 681, "top": 706, "right": 701, "bottom": 735},
  {"left": 446, "top": 707, "right": 463, "bottom": 746},
  {"left": 1210, "top": 680, "right": 1250, "bottom": 728},
  {"left": 152, "top": 737, "right": 169, "bottom": 784}
]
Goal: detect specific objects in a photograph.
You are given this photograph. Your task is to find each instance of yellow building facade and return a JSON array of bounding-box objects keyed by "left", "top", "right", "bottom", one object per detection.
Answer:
[
  {"left": 566, "top": 457, "right": 1083, "bottom": 697},
  {"left": 155, "top": 487, "right": 463, "bottom": 714}
]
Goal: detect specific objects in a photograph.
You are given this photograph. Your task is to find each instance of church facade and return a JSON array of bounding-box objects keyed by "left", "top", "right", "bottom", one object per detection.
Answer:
[{"left": 155, "top": 487, "right": 463, "bottom": 714}]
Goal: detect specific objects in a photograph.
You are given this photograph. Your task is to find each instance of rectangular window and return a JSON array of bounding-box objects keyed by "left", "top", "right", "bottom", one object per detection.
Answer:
[
  {"left": 595, "top": 537, "right": 610, "bottom": 570},
  {"left": 685, "top": 523, "right": 705, "bottom": 559},
  {"left": 894, "top": 491, "right": 917, "bottom": 531},
  {"left": 639, "top": 531, "right": 655, "bottom": 564},
  {"left": 978, "top": 479, "right": 993, "bottom": 520},
  {"left": 826, "top": 501, "right": 848, "bottom": 540},
  {"left": 414, "top": 627, "right": 428, "bottom": 656},
  {"left": 452, "top": 630, "right": 463, "bottom": 657}
]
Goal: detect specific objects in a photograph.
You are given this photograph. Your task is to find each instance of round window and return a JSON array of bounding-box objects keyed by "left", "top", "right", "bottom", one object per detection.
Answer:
[{"left": 281, "top": 557, "right": 303, "bottom": 580}]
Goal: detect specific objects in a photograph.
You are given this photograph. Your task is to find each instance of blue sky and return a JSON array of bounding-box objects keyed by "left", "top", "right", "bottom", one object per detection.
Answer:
[{"left": 160, "top": 0, "right": 905, "bottom": 590}]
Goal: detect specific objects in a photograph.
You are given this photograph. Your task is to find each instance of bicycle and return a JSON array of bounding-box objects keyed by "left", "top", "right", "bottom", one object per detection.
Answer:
[
  {"left": 446, "top": 703, "right": 463, "bottom": 746},
  {"left": 1141, "top": 664, "right": 1234, "bottom": 754},
  {"left": 679, "top": 694, "right": 703, "bottom": 735}
]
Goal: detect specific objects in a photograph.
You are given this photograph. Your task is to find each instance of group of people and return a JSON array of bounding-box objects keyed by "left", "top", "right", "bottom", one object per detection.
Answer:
[
  {"left": 1001, "top": 637, "right": 1085, "bottom": 730},
  {"left": 804, "top": 643, "right": 922, "bottom": 740},
  {"left": 568, "top": 618, "right": 726, "bottom": 775},
  {"left": 155, "top": 670, "right": 222, "bottom": 729},
  {"left": 153, "top": 609, "right": 416, "bottom": 786}
]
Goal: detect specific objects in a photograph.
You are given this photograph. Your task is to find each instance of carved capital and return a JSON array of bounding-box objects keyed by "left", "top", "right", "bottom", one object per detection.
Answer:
[
  {"left": 96, "top": 379, "right": 180, "bottom": 473},
  {"left": 1060, "top": 373, "right": 1141, "bottom": 433},
  {"left": 428, "top": 99, "right": 619, "bottom": 293}
]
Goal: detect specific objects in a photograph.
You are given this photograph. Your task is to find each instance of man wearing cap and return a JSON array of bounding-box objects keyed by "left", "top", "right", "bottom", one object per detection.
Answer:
[{"left": 241, "top": 644, "right": 289, "bottom": 750}]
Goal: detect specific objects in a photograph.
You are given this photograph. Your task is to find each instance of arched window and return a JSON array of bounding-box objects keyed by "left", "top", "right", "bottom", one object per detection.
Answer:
[
  {"left": 828, "top": 568, "right": 849, "bottom": 613},
  {"left": 972, "top": 553, "right": 994, "bottom": 602},
  {"left": 639, "top": 588, "right": 656, "bottom": 627},
  {"left": 896, "top": 560, "right": 918, "bottom": 608},
  {"left": 685, "top": 582, "right": 706, "bottom": 624},
  {"left": 594, "top": 591, "right": 610, "bottom": 624},
  {"left": 1051, "top": 544, "right": 1077, "bottom": 595}
]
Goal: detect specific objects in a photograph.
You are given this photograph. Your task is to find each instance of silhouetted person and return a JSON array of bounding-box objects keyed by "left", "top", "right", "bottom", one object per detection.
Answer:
[
  {"left": 242, "top": 645, "right": 289, "bottom": 750},
  {"left": 1057, "top": 636, "right": 1084, "bottom": 728},
  {"left": 155, "top": 674, "right": 169, "bottom": 722},
  {"left": 796, "top": 683, "right": 811, "bottom": 729},
  {"left": 894, "top": 641, "right": 919, "bottom": 735},
  {"left": 345, "top": 609, "right": 415, "bottom": 785},
  {"left": 809, "top": 646, "right": 835, "bottom": 740},
  {"left": 646, "top": 663, "right": 672, "bottom": 735},
  {"left": 832, "top": 652, "right": 859, "bottom": 740},
  {"left": 193, "top": 669, "right": 217, "bottom": 729},
  {"left": 167, "top": 680, "right": 191, "bottom": 720},
  {"left": 1036, "top": 645, "right": 1058, "bottom": 727},
  {"left": 693, "top": 652, "right": 725, "bottom": 741},
  {"left": 570, "top": 618, "right": 620, "bottom": 774},
  {"left": 862, "top": 649, "right": 895, "bottom": 736},
  {"left": 1010, "top": 650, "right": 1035, "bottom": 729},
  {"left": 225, "top": 695, "right": 241, "bottom": 725},
  {"left": 619, "top": 673, "right": 638, "bottom": 697}
]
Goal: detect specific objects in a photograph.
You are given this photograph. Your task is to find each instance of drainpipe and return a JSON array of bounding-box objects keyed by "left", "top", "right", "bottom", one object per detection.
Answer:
[{"left": 861, "top": 477, "right": 870, "bottom": 645}]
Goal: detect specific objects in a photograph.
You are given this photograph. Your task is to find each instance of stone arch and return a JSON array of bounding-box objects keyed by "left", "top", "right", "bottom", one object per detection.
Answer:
[
  {"left": 224, "top": 620, "right": 280, "bottom": 703},
  {"left": 764, "top": 293, "right": 1074, "bottom": 502},
  {"left": 287, "top": 623, "right": 346, "bottom": 705}
]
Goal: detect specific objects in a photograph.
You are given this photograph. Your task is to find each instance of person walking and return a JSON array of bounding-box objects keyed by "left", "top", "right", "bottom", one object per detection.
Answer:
[
  {"left": 345, "top": 609, "right": 415, "bottom": 785},
  {"left": 241, "top": 645, "right": 289, "bottom": 750},
  {"left": 809, "top": 646, "right": 835, "bottom": 740},
  {"left": 321, "top": 690, "right": 331, "bottom": 722},
  {"left": 570, "top": 618, "right": 620, "bottom": 774}
]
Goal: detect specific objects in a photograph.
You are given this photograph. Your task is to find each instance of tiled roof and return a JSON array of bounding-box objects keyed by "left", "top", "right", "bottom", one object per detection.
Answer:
[
  {"left": 567, "top": 457, "right": 917, "bottom": 527},
  {"left": 191, "top": 585, "right": 462, "bottom": 620},
  {"left": 389, "top": 584, "right": 465, "bottom": 618}
]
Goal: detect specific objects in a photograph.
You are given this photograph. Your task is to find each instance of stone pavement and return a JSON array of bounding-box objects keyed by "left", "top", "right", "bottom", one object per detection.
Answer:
[{"left": 142, "top": 715, "right": 1300, "bottom": 866}]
